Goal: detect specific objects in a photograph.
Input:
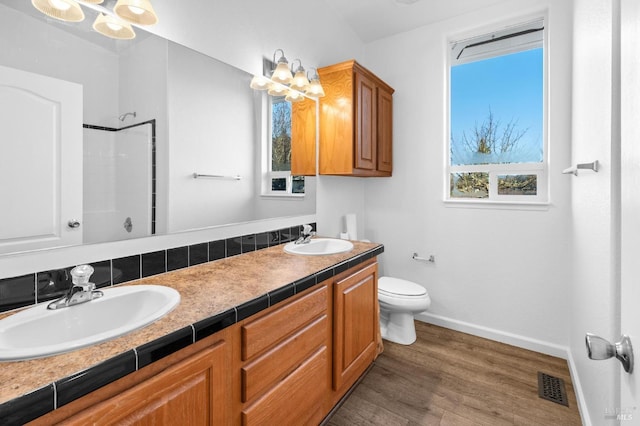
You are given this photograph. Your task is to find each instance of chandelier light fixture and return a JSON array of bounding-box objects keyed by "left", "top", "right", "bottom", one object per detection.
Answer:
[
  {"left": 250, "top": 49, "right": 325, "bottom": 102},
  {"left": 31, "top": 0, "right": 159, "bottom": 40},
  {"left": 92, "top": 12, "right": 135, "bottom": 39},
  {"left": 31, "top": 0, "right": 85, "bottom": 22}
]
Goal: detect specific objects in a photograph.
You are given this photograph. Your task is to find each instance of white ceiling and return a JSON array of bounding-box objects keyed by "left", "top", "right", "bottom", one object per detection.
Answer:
[{"left": 320, "top": 0, "right": 513, "bottom": 43}]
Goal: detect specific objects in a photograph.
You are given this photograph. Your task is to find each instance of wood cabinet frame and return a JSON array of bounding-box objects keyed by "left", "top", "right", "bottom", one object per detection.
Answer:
[{"left": 318, "top": 60, "right": 394, "bottom": 177}]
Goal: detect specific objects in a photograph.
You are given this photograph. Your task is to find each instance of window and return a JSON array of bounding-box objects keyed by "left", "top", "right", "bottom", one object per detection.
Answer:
[
  {"left": 263, "top": 96, "right": 305, "bottom": 196},
  {"left": 448, "top": 19, "right": 546, "bottom": 203}
]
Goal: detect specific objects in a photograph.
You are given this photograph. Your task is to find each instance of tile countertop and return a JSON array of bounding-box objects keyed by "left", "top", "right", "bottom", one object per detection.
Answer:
[{"left": 0, "top": 240, "right": 383, "bottom": 411}]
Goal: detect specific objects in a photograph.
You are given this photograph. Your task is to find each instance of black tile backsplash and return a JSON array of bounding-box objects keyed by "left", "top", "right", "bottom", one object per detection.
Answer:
[
  {"left": 167, "top": 246, "right": 188, "bottom": 271},
  {"left": 0, "top": 223, "right": 316, "bottom": 313},
  {"left": 267, "top": 230, "right": 281, "bottom": 247},
  {"left": 226, "top": 236, "right": 242, "bottom": 257},
  {"left": 241, "top": 234, "right": 257, "bottom": 253},
  {"left": 36, "top": 268, "right": 72, "bottom": 303},
  {"left": 209, "top": 239, "right": 226, "bottom": 260},
  {"left": 0, "top": 274, "right": 35, "bottom": 311},
  {"left": 256, "top": 232, "right": 270, "bottom": 250},
  {"left": 91, "top": 261, "right": 114, "bottom": 288},
  {"left": 113, "top": 255, "right": 141, "bottom": 284},
  {"left": 189, "top": 243, "right": 208, "bottom": 266},
  {"left": 142, "top": 250, "right": 166, "bottom": 278}
]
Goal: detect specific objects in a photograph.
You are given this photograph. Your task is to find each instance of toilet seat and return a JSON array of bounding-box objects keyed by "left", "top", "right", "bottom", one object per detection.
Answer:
[{"left": 378, "top": 276, "right": 427, "bottom": 297}]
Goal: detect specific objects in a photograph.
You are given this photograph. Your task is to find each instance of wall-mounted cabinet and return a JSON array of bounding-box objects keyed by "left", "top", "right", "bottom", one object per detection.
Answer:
[{"left": 318, "top": 60, "right": 394, "bottom": 177}]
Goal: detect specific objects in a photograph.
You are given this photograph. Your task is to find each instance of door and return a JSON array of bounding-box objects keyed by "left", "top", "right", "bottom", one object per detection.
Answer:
[
  {"left": 333, "top": 261, "right": 378, "bottom": 391},
  {"left": 64, "top": 340, "right": 229, "bottom": 425},
  {"left": 355, "top": 70, "right": 377, "bottom": 171},
  {"left": 620, "top": 0, "right": 640, "bottom": 421},
  {"left": 0, "top": 65, "right": 82, "bottom": 253},
  {"left": 377, "top": 86, "right": 393, "bottom": 174}
]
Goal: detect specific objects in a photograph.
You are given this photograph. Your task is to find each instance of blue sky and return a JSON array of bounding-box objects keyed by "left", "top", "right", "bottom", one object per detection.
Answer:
[{"left": 450, "top": 48, "right": 543, "bottom": 165}]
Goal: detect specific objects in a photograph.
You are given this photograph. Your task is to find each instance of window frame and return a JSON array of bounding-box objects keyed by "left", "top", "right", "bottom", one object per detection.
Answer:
[
  {"left": 445, "top": 17, "right": 549, "bottom": 207},
  {"left": 261, "top": 94, "right": 305, "bottom": 198}
]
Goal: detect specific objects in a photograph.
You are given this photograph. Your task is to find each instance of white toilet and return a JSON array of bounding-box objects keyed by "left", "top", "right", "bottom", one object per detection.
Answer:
[{"left": 378, "top": 276, "right": 431, "bottom": 345}]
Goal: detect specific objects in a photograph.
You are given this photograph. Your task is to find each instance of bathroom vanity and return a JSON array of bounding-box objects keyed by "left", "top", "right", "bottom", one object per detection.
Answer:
[{"left": 0, "top": 240, "right": 383, "bottom": 425}]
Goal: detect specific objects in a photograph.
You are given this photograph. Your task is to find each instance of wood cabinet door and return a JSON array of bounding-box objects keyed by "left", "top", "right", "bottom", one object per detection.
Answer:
[
  {"left": 291, "top": 97, "right": 317, "bottom": 176},
  {"left": 354, "top": 71, "right": 377, "bottom": 171},
  {"left": 333, "top": 262, "right": 378, "bottom": 391},
  {"left": 377, "top": 87, "right": 393, "bottom": 174},
  {"left": 63, "top": 340, "right": 228, "bottom": 426},
  {"left": 318, "top": 66, "right": 354, "bottom": 175}
]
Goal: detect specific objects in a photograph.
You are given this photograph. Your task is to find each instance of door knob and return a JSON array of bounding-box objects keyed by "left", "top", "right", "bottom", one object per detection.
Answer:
[
  {"left": 67, "top": 220, "right": 81, "bottom": 229},
  {"left": 585, "top": 333, "right": 634, "bottom": 373}
]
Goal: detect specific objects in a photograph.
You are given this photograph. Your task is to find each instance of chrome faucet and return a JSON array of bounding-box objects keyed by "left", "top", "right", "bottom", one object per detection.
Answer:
[
  {"left": 47, "top": 265, "right": 104, "bottom": 310},
  {"left": 294, "top": 224, "right": 316, "bottom": 244}
]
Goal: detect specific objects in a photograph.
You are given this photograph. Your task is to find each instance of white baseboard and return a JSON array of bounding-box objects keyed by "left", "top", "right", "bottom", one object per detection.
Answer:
[
  {"left": 414, "top": 312, "right": 591, "bottom": 425},
  {"left": 415, "top": 312, "right": 568, "bottom": 358}
]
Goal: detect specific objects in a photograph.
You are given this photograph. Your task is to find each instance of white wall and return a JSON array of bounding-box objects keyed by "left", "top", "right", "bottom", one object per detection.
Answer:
[
  {"left": 166, "top": 43, "right": 256, "bottom": 232},
  {"left": 360, "top": 0, "right": 574, "bottom": 357},
  {"left": 570, "top": 0, "right": 619, "bottom": 424},
  {"left": 149, "top": 0, "right": 364, "bottom": 81},
  {"left": 118, "top": 35, "right": 169, "bottom": 233}
]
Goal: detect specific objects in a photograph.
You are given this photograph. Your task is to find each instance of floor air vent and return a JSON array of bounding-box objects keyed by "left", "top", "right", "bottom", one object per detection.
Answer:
[{"left": 537, "top": 372, "right": 568, "bottom": 406}]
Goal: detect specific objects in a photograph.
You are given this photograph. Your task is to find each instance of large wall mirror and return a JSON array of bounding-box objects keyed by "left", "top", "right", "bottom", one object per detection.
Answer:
[{"left": 0, "top": 0, "right": 316, "bottom": 256}]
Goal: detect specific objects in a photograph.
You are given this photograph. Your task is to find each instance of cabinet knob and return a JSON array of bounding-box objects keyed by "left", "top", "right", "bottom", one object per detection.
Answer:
[{"left": 67, "top": 220, "right": 81, "bottom": 229}]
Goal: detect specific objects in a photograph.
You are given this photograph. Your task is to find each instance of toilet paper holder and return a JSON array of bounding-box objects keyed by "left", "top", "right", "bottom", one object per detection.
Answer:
[{"left": 412, "top": 253, "right": 435, "bottom": 263}]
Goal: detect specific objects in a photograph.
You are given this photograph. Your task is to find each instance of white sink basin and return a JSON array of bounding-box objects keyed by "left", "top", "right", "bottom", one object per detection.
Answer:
[
  {"left": 284, "top": 238, "right": 354, "bottom": 256},
  {"left": 0, "top": 285, "right": 180, "bottom": 361}
]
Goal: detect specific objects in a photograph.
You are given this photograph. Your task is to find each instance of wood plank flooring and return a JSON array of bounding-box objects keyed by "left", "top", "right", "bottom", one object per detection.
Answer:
[{"left": 326, "top": 321, "right": 582, "bottom": 426}]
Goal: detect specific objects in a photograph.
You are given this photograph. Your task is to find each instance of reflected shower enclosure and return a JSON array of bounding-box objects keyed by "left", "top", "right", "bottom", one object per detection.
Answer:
[{"left": 83, "top": 120, "right": 155, "bottom": 244}]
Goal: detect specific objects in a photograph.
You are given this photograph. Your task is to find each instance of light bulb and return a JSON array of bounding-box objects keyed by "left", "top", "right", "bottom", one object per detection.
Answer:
[
  {"left": 106, "top": 21, "right": 123, "bottom": 31},
  {"left": 128, "top": 5, "right": 144, "bottom": 14},
  {"left": 49, "top": 0, "right": 71, "bottom": 10},
  {"left": 268, "top": 83, "right": 288, "bottom": 97},
  {"left": 272, "top": 62, "right": 293, "bottom": 85},
  {"left": 285, "top": 89, "right": 304, "bottom": 102},
  {"left": 32, "top": 0, "right": 84, "bottom": 22},
  {"left": 250, "top": 75, "right": 271, "bottom": 90},
  {"left": 290, "top": 70, "right": 309, "bottom": 92},
  {"left": 305, "top": 79, "right": 325, "bottom": 98},
  {"left": 93, "top": 13, "right": 136, "bottom": 39}
]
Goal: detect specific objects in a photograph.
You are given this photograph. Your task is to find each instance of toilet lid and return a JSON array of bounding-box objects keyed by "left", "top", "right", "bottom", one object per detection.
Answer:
[{"left": 378, "top": 277, "right": 427, "bottom": 296}]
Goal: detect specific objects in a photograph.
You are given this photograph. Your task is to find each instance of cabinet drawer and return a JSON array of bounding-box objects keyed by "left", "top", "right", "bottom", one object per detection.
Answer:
[
  {"left": 242, "top": 314, "right": 328, "bottom": 402},
  {"left": 242, "top": 346, "right": 329, "bottom": 426},
  {"left": 242, "top": 285, "right": 327, "bottom": 360}
]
